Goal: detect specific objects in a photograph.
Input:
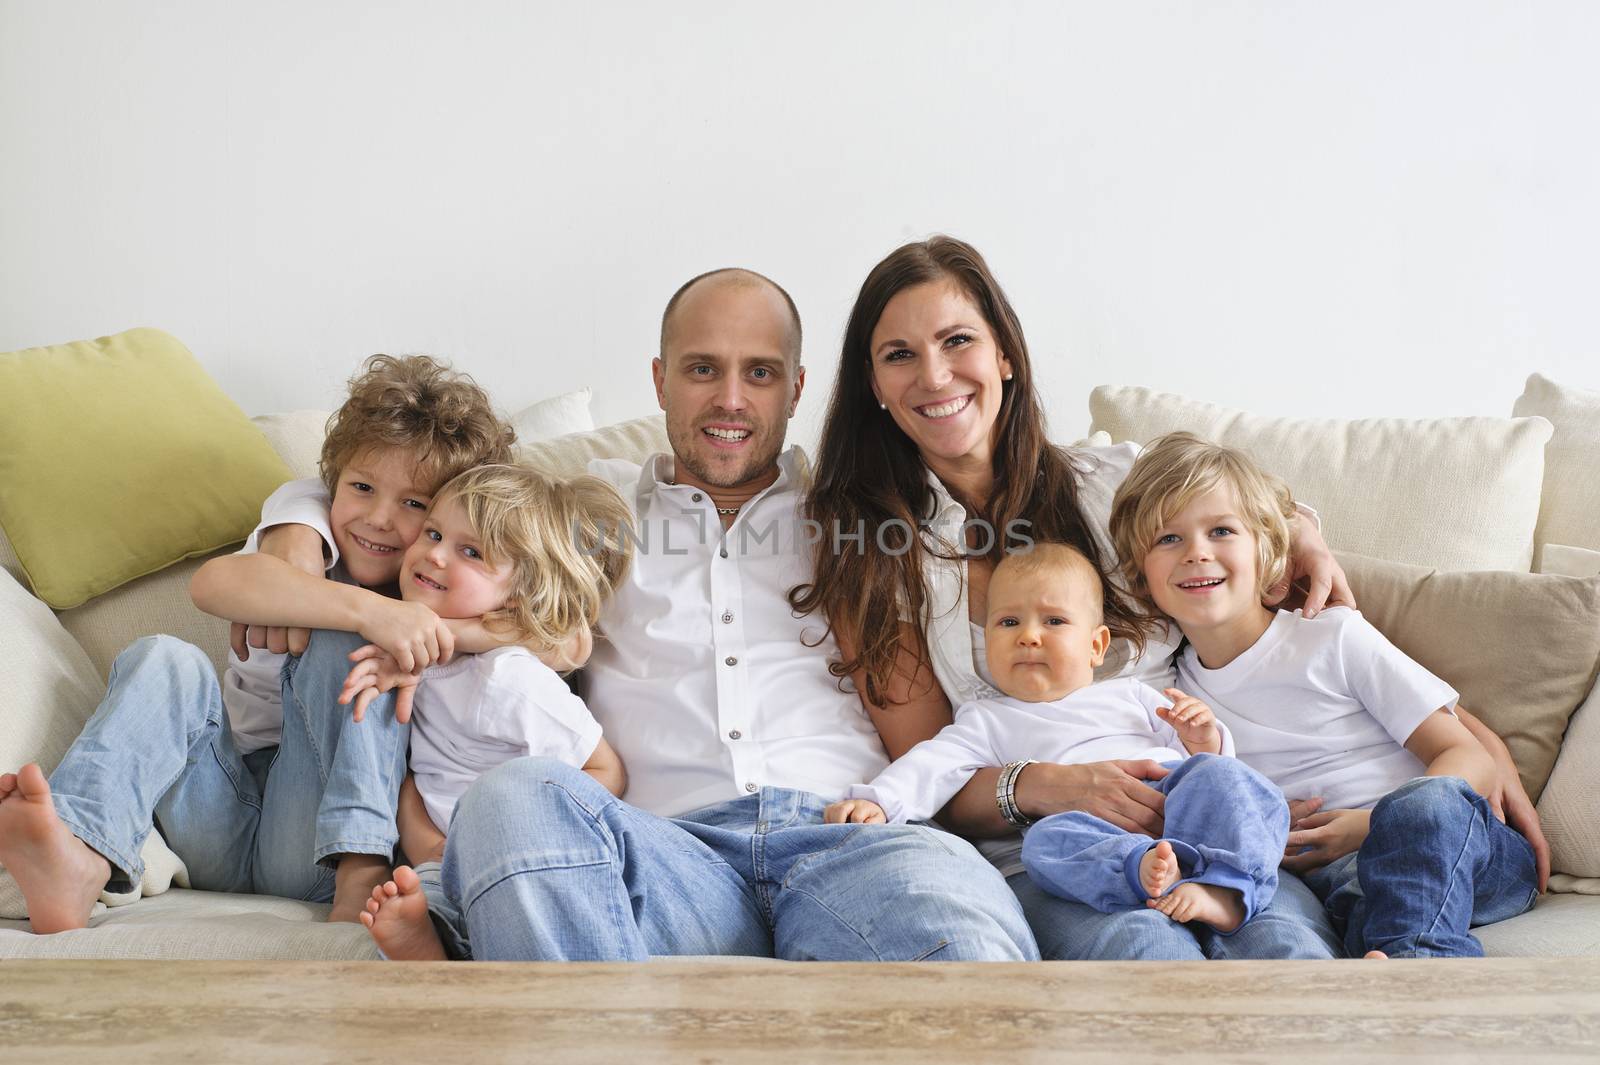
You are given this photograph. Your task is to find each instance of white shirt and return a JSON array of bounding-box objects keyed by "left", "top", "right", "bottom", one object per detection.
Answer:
[
  {"left": 1176, "top": 607, "right": 1458, "bottom": 811},
  {"left": 850, "top": 678, "right": 1233, "bottom": 823},
  {"left": 410, "top": 647, "right": 604, "bottom": 833},
  {"left": 223, "top": 478, "right": 341, "bottom": 754},
  {"left": 584, "top": 448, "right": 890, "bottom": 818}
]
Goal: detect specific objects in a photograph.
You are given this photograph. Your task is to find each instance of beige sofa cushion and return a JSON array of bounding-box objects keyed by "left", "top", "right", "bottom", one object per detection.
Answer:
[
  {"left": 518, "top": 415, "right": 671, "bottom": 478},
  {"left": 1538, "top": 679, "right": 1600, "bottom": 880},
  {"left": 1089, "top": 385, "right": 1552, "bottom": 572},
  {"left": 1338, "top": 552, "right": 1600, "bottom": 806},
  {"left": 1514, "top": 373, "right": 1600, "bottom": 559}
]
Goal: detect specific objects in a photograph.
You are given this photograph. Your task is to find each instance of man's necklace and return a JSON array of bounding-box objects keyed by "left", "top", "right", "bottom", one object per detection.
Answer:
[{"left": 716, "top": 505, "right": 740, "bottom": 516}]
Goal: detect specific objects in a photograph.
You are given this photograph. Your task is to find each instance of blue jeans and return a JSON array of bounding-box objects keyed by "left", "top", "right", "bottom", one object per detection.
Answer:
[
  {"left": 1021, "top": 754, "right": 1287, "bottom": 924},
  {"left": 435, "top": 757, "right": 1040, "bottom": 961},
  {"left": 45, "top": 631, "right": 408, "bottom": 901},
  {"left": 1303, "top": 776, "right": 1539, "bottom": 958}
]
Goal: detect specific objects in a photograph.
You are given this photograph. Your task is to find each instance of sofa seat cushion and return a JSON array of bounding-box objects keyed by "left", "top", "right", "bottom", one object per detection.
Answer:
[
  {"left": 0, "top": 329, "right": 295, "bottom": 609},
  {"left": 1089, "top": 385, "right": 1552, "bottom": 572},
  {"left": 1472, "top": 893, "right": 1600, "bottom": 957},
  {"left": 0, "top": 889, "right": 378, "bottom": 960}
]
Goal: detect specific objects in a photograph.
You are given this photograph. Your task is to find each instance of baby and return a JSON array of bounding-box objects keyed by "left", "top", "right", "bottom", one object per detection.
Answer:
[
  {"left": 825, "top": 543, "right": 1288, "bottom": 933},
  {"left": 337, "top": 463, "right": 632, "bottom": 959}
]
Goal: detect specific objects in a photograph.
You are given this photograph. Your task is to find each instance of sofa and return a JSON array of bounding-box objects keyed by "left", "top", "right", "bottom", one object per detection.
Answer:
[{"left": 2, "top": 353, "right": 1597, "bottom": 959}]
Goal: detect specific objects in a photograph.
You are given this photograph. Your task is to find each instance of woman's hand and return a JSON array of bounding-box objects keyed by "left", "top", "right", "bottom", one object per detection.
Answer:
[
  {"left": 358, "top": 597, "right": 455, "bottom": 673},
  {"left": 340, "top": 645, "right": 423, "bottom": 724},
  {"left": 1014, "top": 759, "right": 1171, "bottom": 836},
  {"left": 1269, "top": 513, "right": 1356, "bottom": 618},
  {"left": 1282, "top": 807, "right": 1371, "bottom": 873}
]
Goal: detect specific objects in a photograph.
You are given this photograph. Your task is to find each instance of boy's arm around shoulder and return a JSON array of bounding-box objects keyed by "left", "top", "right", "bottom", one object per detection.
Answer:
[{"left": 1403, "top": 709, "right": 1497, "bottom": 798}]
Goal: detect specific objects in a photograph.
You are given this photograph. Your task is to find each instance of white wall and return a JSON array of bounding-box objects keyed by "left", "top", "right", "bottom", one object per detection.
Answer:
[{"left": 3, "top": 1, "right": 1596, "bottom": 450}]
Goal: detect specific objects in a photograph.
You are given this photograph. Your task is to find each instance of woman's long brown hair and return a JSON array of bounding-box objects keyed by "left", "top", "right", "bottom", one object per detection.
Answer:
[{"left": 790, "top": 236, "right": 1150, "bottom": 706}]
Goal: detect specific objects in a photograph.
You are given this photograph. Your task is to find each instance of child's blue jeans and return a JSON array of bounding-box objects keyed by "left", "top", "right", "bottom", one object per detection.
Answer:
[
  {"left": 1019, "top": 753, "right": 1288, "bottom": 928},
  {"left": 44, "top": 631, "right": 408, "bottom": 902},
  {"left": 1302, "top": 775, "right": 1538, "bottom": 957}
]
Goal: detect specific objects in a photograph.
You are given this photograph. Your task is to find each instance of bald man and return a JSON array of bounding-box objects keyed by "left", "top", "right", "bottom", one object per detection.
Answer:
[{"left": 412, "top": 270, "right": 1039, "bottom": 962}]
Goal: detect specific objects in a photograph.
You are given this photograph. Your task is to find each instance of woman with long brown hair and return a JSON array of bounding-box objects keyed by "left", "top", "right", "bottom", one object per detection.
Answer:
[{"left": 792, "top": 235, "right": 1358, "bottom": 960}]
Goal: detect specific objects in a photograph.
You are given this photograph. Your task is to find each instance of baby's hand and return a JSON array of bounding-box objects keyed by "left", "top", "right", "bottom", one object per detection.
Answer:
[
  {"left": 341, "top": 645, "right": 424, "bottom": 724},
  {"left": 824, "top": 798, "right": 887, "bottom": 825},
  {"left": 1158, "top": 688, "right": 1221, "bottom": 754}
]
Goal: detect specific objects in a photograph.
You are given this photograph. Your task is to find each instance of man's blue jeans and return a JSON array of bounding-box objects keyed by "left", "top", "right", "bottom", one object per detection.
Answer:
[
  {"left": 1303, "top": 776, "right": 1538, "bottom": 958},
  {"left": 435, "top": 757, "right": 1041, "bottom": 961},
  {"left": 44, "top": 631, "right": 408, "bottom": 901},
  {"left": 1021, "top": 754, "right": 1288, "bottom": 924}
]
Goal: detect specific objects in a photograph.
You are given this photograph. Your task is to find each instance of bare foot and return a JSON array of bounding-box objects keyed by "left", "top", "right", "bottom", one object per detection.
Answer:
[
  {"left": 1363, "top": 950, "right": 1388, "bottom": 960},
  {"left": 1147, "top": 881, "right": 1247, "bottom": 933},
  {"left": 1138, "top": 840, "right": 1181, "bottom": 899},
  {"left": 0, "top": 764, "right": 112, "bottom": 933},
  {"left": 328, "top": 853, "right": 392, "bottom": 923},
  {"left": 360, "top": 865, "right": 446, "bottom": 960}
]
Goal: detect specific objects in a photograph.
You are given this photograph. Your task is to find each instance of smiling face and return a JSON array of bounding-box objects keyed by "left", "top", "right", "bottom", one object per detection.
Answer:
[
  {"left": 328, "top": 446, "right": 435, "bottom": 588},
  {"left": 984, "top": 555, "right": 1111, "bottom": 703},
  {"left": 653, "top": 275, "right": 804, "bottom": 492},
  {"left": 399, "top": 493, "right": 516, "bottom": 620},
  {"left": 869, "top": 278, "right": 1013, "bottom": 486},
  {"left": 1141, "top": 485, "right": 1272, "bottom": 638}
]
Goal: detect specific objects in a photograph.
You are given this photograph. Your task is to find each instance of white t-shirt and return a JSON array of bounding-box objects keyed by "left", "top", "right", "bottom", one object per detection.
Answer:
[
  {"left": 1176, "top": 607, "right": 1459, "bottom": 811},
  {"left": 223, "top": 478, "right": 341, "bottom": 754},
  {"left": 849, "top": 678, "right": 1232, "bottom": 824},
  {"left": 581, "top": 449, "right": 890, "bottom": 818},
  {"left": 410, "top": 647, "right": 604, "bottom": 834}
]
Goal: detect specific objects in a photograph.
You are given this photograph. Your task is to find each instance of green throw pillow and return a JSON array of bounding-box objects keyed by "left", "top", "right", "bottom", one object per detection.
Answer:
[{"left": 0, "top": 327, "right": 292, "bottom": 608}]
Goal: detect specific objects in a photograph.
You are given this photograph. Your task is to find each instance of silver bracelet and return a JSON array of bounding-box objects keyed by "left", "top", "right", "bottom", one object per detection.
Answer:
[{"left": 997, "top": 759, "right": 1038, "bottom": 827}]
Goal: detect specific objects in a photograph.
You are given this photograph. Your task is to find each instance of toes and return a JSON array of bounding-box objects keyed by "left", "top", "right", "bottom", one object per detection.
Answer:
[
  {"left": 359, "top": 912, "right": 375, "bottom": 929},
  {"left": 393, "top": 865, "right": 421, "bottom": 894}
]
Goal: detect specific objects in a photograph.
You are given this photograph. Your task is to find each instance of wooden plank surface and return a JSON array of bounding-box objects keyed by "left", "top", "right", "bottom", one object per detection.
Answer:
[{"left": 2, "top": 958, "right": 1597, "bottom": 1064}]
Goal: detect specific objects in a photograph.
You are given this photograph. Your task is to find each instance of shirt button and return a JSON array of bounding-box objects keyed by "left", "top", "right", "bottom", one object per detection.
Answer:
[
  {"left": 744, "top": 782, "right": 758, "bottom": 793},
  {"left": 692, "top": 493, "right": 703, "bottom": 502},
  {"left": 719, "top": 546, "right": 728, "bottom": 558},
  {"left": 724, "top": 656, "right": 737, "bottom": 666},
  {"left": 728, "top": 729, "right": 742, "bottom": 740},
  {"left": 722, "top": 611, "right": 734, "bottom": 624}
]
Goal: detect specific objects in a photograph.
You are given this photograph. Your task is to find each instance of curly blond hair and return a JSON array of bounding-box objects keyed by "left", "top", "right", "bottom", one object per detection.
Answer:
[
  {"left": 433, "top": 464, "right": 632, "bottom": 652},
  {"left": 319, "top": 355, "right": 516, "bottom": 495},
  {"left": 1109, "top": 432, "right": 1297, "bottom": 608}
]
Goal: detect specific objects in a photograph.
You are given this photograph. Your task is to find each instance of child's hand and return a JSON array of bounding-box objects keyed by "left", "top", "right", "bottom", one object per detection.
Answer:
[
  {"left": 824, "top": 798, "right": 887, "bottom": 825},
  {"left": 1282, "top": 807, "right": 1371, "bottom": 873},
  {"left": 1158, "top": 688, "right": 1221, "bottom": 754},
  {"left": 340, "top": 645, "right": 424, "bottom": 724},
  {"left": 360, "top": 598, "right": 455, "bottom": 673},
  {"left": 231, "top": 523, "right": 326, "bottom": 660}
]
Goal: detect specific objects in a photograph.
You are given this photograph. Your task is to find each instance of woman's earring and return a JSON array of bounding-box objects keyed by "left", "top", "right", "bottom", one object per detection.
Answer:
[
  {"left": 1003, "top": 372, "right": 1014, "bottom": 381},
  {"left": 879, "top": 401, "right": 887, "bottom": 410}
]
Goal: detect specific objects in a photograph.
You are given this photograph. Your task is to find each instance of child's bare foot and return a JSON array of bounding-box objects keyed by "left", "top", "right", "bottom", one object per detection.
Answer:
[
  {"left": 360, "top": 865, "right": 446, "bottom": 960},
  {"left": 0, "top": 764, "right": 112, "bottom": 933},
  {"left": 1138, "top": 840, "right": 1181, "bottom": 899},
  {"left": 1147, "top": 881, "right": 1247, "bottom": 933},
  {"left": 1363, "top": 950, "right": 1388, "bottom": 960},
  {"left": 328, "top": 853, "right": 392, "bottom": 923}
]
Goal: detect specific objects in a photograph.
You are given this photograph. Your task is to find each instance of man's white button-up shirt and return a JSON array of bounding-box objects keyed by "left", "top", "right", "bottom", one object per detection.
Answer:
[{"left": 585, "top": 448, "right": 890, "bottom": 818}]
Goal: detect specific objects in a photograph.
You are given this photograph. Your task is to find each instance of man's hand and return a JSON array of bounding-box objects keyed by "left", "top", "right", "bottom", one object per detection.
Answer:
[
  {"left": 1014, "top": 759, "right": 1170, "bottom": 836},
  {"left": 1282, "top": 807, "right": 1371, "bottom": 874},
  {"left": 824, "top": 798, "right": 887, "bottom": 825},
  {"left": 340, "top": 645, "right": 423, "bottom": 724},
  {"left": 1267, "top": 513, "right": 1356, "bottom": 619},
  {"left": 230, "top": 524, "right": 328, "bottom": 660},
  {"left": 358, "top": 598, "right": 455, "bottom": 673},
  {"left": 1157, "top": 688, "right": 1221, "bottom": 754}
]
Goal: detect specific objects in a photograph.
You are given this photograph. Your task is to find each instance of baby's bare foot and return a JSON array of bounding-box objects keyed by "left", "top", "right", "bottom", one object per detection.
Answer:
[
  {"left": 0, "top": 764, "right": 111, "bottom": 933},
  {"left": 1146, "top": 882, "right": 1247, "bottom": 933},
  {"left": 329, "top": 853, "right": 392, "bottom": 923},
  {"left": 360, "top": 865, "right": 446, "bottom": 960},
  {"left": 1138, "top": 840, "right": 1181, "bottom": 899}
]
